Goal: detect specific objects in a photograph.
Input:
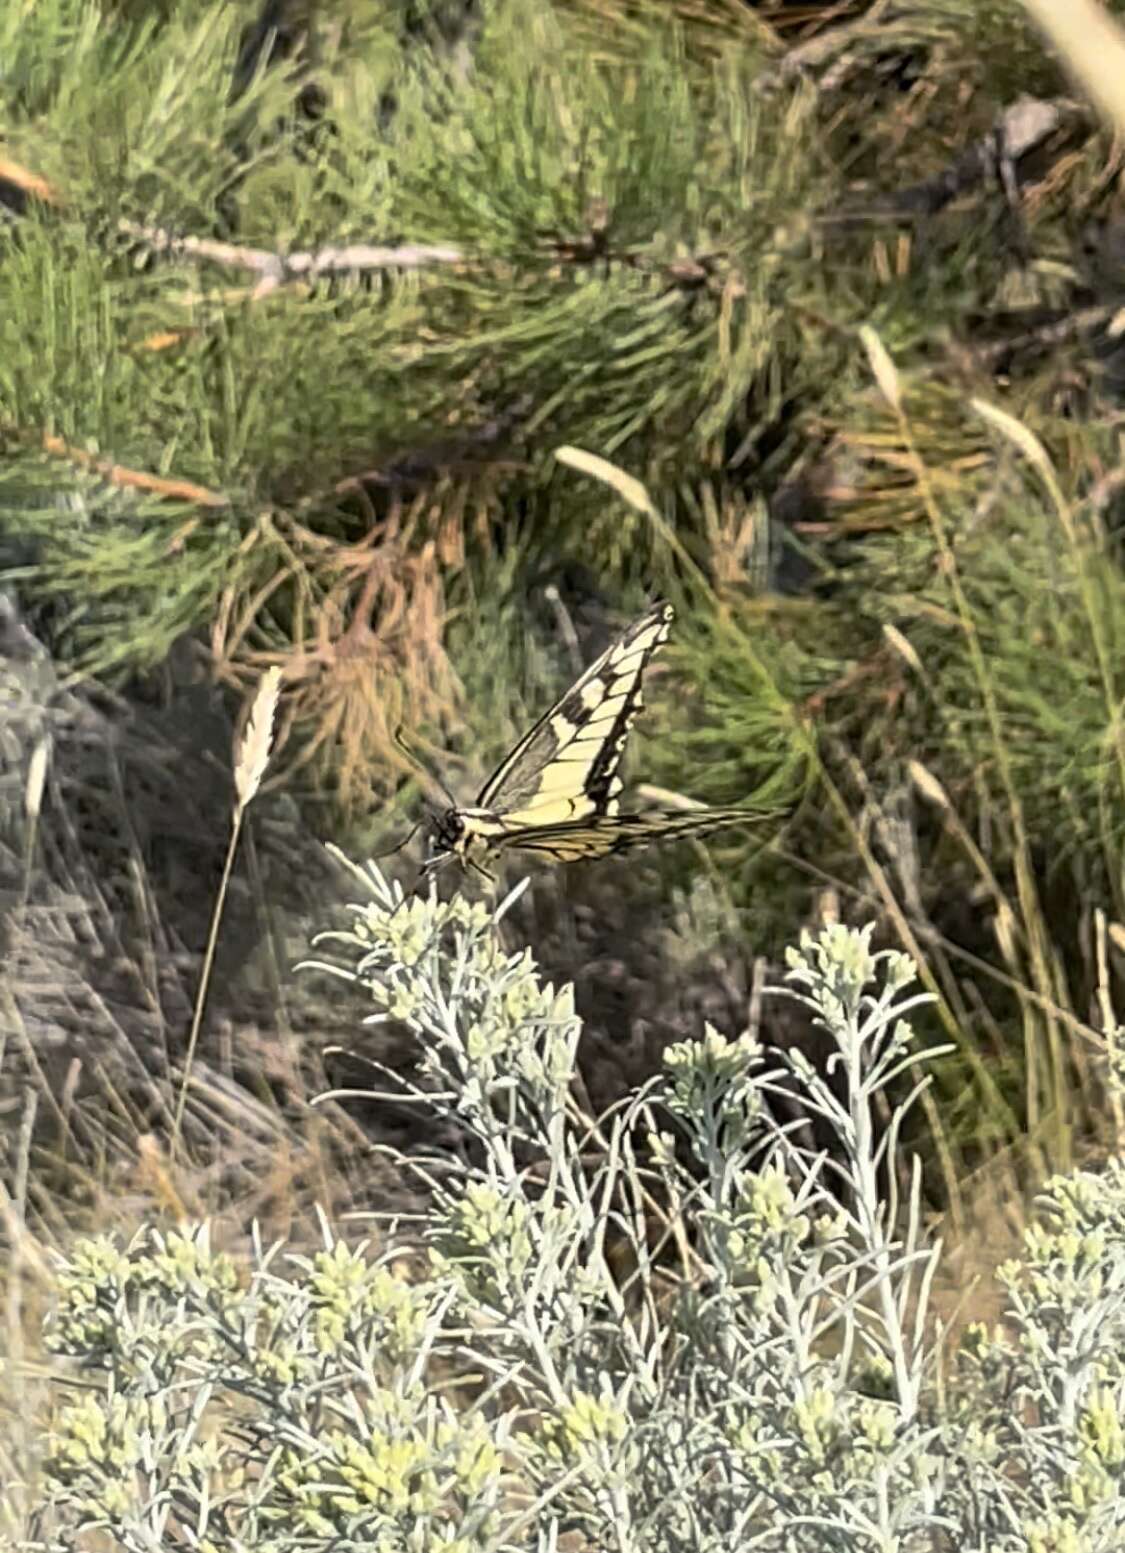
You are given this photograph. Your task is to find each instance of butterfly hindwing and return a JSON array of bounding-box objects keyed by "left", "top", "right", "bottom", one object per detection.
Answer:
[
  {"left": 474, "top": 601, "right": 673, "bottom": 826},
  {"left": 488, "top": 807, "right": 760, "bottom": 861}
]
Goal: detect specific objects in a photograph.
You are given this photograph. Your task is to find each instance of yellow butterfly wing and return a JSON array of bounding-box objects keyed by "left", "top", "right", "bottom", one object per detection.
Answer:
[
  {"left": 474, "top": 601, "right": 674, "bottom": 827},
  {"left": 424, "top": 600, "right": 771, "bottom": 878},
  {"left": 489, "top": 806, "right": 765, "bottom": 861}
]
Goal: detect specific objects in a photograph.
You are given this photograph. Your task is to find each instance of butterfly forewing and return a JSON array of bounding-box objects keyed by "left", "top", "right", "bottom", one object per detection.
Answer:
[{"left": 474, "top": 601, "right": 673, "bottom": 826}]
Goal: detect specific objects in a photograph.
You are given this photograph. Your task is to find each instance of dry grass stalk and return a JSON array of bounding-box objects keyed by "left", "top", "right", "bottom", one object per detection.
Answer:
[
  {"left": 860, "top": 324, "right": 902, "bottom": 415},
  {"left": 234, "top": 665, "right": 282, "bottom": 809},
  {"left": 1020, "top": 0, "right": 1125, "bottom": 137},
  {"left": 23, "top": 738, "right": 49, "bottom": 823},
  {"left": 172, "top": 666, "right": 283, "bottom": 1157}
]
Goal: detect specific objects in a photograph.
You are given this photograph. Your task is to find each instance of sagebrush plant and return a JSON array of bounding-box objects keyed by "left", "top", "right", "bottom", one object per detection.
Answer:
[{"left": 18, "top": 859, "right": 1125, "bottom": 1549}]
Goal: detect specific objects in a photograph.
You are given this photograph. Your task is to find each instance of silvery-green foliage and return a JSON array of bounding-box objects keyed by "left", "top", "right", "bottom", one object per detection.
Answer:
[
  {"left": 23, "top": 862, "right": 1125, "bottom": 1550},
  {"left": 634, "top": 924, "right": 954, "bottom": 1549},
  {"left": 303, "top": 854, "right": 655, "bottom": 1387},
  {"left": 947, "top": 1159, "right": 1125, "bottom": 1551},
  {"left": 35, "top": 1218, "right": 511, "bottom": 1551}
]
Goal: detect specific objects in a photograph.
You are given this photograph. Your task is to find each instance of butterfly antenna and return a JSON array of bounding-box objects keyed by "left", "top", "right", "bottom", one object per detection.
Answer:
[
  {"left": 370, "top": 818, "right": 421, "bottom": 863},
  {"left": 394, "top": 723, "right": 457, "bottom": 809}
]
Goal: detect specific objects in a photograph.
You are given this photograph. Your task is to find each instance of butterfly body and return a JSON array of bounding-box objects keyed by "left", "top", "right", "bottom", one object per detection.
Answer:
[
  {"left": 422, "top": 601, "right": 766, "bottom": 879},
  {"left": 426, "top": 805, "right": 510, "bottom": 872}
]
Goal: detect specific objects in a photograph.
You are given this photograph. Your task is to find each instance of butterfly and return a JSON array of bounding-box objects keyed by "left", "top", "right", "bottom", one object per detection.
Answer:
[{"left": 418, "top": 601, "right": 767, "bottom": 882}]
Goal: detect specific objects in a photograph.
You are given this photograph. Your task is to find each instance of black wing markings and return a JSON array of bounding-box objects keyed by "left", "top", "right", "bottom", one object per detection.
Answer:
[{"left": 474, "top": 600, "right": 673, "bottom": 824}]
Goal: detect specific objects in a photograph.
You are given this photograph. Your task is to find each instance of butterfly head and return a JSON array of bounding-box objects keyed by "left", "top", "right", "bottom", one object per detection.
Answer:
[
  {"left": 417, "top": 803, "right": 466, "bottom": 879},
  {"left": 419, "top": 804, "right": 503, "bottom": 884},
  {"left": 429, "top": 804, "right": 465, "bottom": 853}
]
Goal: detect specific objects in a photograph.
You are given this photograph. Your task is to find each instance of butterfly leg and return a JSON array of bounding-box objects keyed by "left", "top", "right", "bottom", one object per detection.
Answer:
[{"left": 418, "top": 849, "right": 453, "bottom": 880}]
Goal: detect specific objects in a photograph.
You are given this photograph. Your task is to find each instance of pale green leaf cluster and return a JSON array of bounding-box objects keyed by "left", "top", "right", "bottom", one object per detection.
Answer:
[{"left": 15, "top": 863, "right": 1125, "bottom": 1549}]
